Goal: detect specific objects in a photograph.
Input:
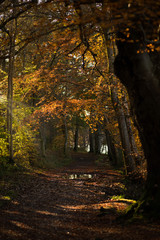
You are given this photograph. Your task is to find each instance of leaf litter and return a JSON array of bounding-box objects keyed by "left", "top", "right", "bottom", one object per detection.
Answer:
[{"left": 0, "top": 153, "right": 160, "bottom": 240}]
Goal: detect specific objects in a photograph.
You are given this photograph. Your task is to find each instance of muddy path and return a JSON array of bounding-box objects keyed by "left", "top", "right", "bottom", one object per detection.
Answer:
[{"left": 0, "top": 153, "right": 160, "bottom": 240}]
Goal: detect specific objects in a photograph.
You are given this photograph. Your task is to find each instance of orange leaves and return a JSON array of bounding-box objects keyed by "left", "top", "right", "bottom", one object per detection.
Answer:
[{"left": 33, "top": 99, "right": 91, "bottom": 121}]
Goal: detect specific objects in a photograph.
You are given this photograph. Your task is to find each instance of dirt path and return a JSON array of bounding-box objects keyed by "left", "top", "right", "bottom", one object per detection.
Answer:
[{"left": 0, "top": 153, "right": 160, "bottom": 240}]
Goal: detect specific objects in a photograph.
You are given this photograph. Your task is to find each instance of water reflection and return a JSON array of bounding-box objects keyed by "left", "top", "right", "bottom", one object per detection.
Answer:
[{"left": 68, "top": 174, "right": 95, "bottom": 179}]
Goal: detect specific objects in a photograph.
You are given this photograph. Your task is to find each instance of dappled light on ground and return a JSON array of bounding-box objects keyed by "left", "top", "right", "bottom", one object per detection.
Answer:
[{"left": 0, "top": 153, "right": 160, "bottom": 239}]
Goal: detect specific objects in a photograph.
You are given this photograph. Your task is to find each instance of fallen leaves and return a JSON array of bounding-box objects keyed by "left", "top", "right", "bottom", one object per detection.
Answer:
[{"left": 0, "top": 153, "right": 160, "bottom": 240}]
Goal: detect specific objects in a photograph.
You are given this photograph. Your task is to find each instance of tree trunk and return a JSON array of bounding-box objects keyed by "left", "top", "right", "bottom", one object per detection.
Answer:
[
  {"left": 7, "top": 23, "right": 16, "bottom": 164},
  {"left": 22, "top": 49, "right": 26, "bottom": 70},
  {"left": 104, "top": 115, "right": 122, "bottom": 166},
  {"left": 111, "top": 89, "right": 136, "bottom": 173},
  {"left": 83, "top": 133, "right": 86, "bottom": 149},
  {"left": 39, "top": 120, "right": 46, "bottom": 158},
  {"left": 1, "top": 58, "right": 6, "bottom": 72},
  {"left": 89, "top": 128, "right": 94, "bottom": 153},
  {"left": 62, "top": 116, "right": 68, "bottom": 156},
  {"left": 94, "top": 124, "right": 101, "bottom": 155},
  {"left": 123, "top": 94, "right": 142, "bottom": 166},
  {"left": 104, "top": 33, "right": 136, "bottom": 174},
  {"left": 114, "top": 29, "right": 160, "bottom": 217},
  {"left": 105, "top": 129, "right": 117, "bottom": 165},
  {"left": 0, "top": 33, "right": 6, "bottom": 72},
  {"left": 73, "top": 119, "right": 79, "bottom": 152}
]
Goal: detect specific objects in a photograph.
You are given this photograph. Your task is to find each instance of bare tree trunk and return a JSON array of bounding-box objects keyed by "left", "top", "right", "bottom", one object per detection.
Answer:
[
  {"left": 7, "top": 20, "right": 16, "bottom": 164},
  {"left": 122, "top": 94, "right": 142, "bottom": 166},
  {"left": 105, "top": 129, "right": 116, "bottom": 164},
  {"left": 0, "top": 33, "right": 6, "bottom": 72},
  {"left": 73, "top": 116, "right": 79, "bottom": 152},
  {"left": 39, "top": 119, "right": 46, "bottom": 158},
  {"left": 83, "top": 132, "right": 86, "bottom": 149},
  {"left": 62, "top": 116, "right": 68, "bottom": 156},
  {"left": 1, "top": 58, "right": 6, "bottom": 71},
  {"left": 104, "top": 116, "right": 120, "bottom": 165},
  {"left": 94, "top": 124, "right": 101, "bottom": 155},
  {"left": 22, "top": 49, "right": 26, "bottom": 70},
  {"left": 104, "top": 31, "right": 136, "bottom": 174},
  {"left": 89, "top": 128, "right": 94, "bottom": 153},
  {"left": 111, "top": 90, "right": 136, "bottom": 173},
  {"left": 114, "top": 28, "right": 160, "bottom": 216}
]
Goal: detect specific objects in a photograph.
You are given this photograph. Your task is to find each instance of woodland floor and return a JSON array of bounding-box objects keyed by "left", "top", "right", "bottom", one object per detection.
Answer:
[{"left": 0, "top": 153, "right": 160, "bottom": 240}]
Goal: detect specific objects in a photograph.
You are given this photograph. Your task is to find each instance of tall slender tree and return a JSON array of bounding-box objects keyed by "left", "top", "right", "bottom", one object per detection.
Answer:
[{"left": 7, "top": 15, "right": 17, "bottom": 164}]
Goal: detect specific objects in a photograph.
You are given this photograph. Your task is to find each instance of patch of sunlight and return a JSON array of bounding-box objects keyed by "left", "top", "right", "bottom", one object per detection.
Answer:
[
  {"left": 11, "top": 220, "right": 32, "bottom": 230},
  {"left": 36, "top": 210, "right": 58, "bottom": 216},
  {"left": 12, "top": 200, "right": 19, "bottom": 205},
  {"left": 111, "top": 195, "right": 136, "bottom": 203},
  {"left": 4, "top": 210, "right": 20, "bottom": 215},
  {"left": 111, "top": 195, "right": 124, "bottom": 200},
  {"left": 0, "top": 196, "right": 11, "bottom": 200},
  {"left": 60, "top": 200, "right": 132, "bottom": 212},
  {"left": 60, "top": 202, "right": 116, "bottom": 210},
  {"left": 1, "top": 228, "right": 22, "bottom": 237},
  {"left": 60, "top": 204, "right": 86, "bottom": 210}
]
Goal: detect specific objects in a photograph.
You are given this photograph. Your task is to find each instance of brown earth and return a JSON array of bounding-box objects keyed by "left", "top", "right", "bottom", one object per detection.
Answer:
[{"left": 0, "top": 152, "right": 160, "bottom": 240}]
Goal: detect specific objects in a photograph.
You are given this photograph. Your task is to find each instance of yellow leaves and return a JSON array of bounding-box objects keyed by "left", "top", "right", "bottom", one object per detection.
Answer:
[
  {"left": 136, "top": 41, "right": 159, "bottom": 55},
  {"left": 126, "top": 33, "right": 130, "bottom": 38},
  {"left": 97, "top": 76, "right": 103, "bottom": 86},
  {"left": 147, "top": 43, "right": 154, "bottom": 48},
  {"left": 114, "top": 122, "right": 119, "bottom": 128},
  {"left": 137, "top": 49, "right": 147, "bottom": 54},
  {"left": 33, "top": 21, "right": 39, "bottom": 27},
  {"left": 155, "top": 46, "right": 160, "bottom": 52}
]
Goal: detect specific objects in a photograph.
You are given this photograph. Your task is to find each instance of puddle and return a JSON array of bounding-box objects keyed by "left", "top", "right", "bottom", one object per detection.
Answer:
[{"left": 67, "top": 174, "right": 96, "bottom": 179}]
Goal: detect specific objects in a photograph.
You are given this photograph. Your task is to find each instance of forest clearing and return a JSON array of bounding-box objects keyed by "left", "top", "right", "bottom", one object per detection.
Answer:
[{"left": 1, "top": 153, "right": 160, "bottom": 240}]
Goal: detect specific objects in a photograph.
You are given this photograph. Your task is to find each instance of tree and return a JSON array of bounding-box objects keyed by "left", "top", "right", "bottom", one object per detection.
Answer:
[
  {"left": 114, "top": 29, "right": 160, "bottom": 216},
  {"left": 67, "top": 0, "right": 160, "bottom": 216},
  {"left": 2, "top": 0, "right": 160, "bottom": 217},
  {"left": 94, "top": 123, "right": 101, "bottom": 155},
  {"left": 106, "top": 39, "right": 136, "bottom": 173},
  {"left": 73, "top": 115, "right": 79, "bottom": 152},
  {"left": 106, "top": 1, "right": 160, "bottom": 217},
  {"left": 89, "top": 127, "right": 94, "bottom": 153},
  {"left": 104, "top": 115, "right": 121, "bottom": 166}
]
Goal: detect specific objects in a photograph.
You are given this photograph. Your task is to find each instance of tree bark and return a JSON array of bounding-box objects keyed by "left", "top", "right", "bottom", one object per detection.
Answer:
[
  {"left": 111, "top": 89, "right": 136, "bottom": 173},
  {"left": 114, "top": 29, "right": 160, "bottom": 216},
  {"left": 39, "top": 119, "right": 46, "bottom": 158},
  {"left": 1, "top": 58, "right": 6, "bottom": 72},
  {"left": 105, "top": 129, "right": 116, "bottom": 164},
  {"left": 123, "top": 94, "right": 142, "bottom": 166},
  {"left": 7, "top": 20, "right": 16, "bottom": 164},
  {"left": 94, "top": 124, "right": 101, "bottom": 155},
  {"left": 62, "top": 115, "right": 68, "bottom": 156},
  {"left": 104, "top": 33, "right": 136, "bottom": 173},
  {"left": 73, "top": 117, "right": 79, "bottom": 152},
  {"left": 104, "top": 116, "right": 121, "bottom": 166},
  {"left": 89, "top": 128, "right": 94, "bottom": 153}
]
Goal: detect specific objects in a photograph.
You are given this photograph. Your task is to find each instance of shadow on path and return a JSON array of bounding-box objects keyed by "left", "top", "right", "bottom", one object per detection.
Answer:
[{"left": 0, "top": 153, "right": 160, "bottom": 240}]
